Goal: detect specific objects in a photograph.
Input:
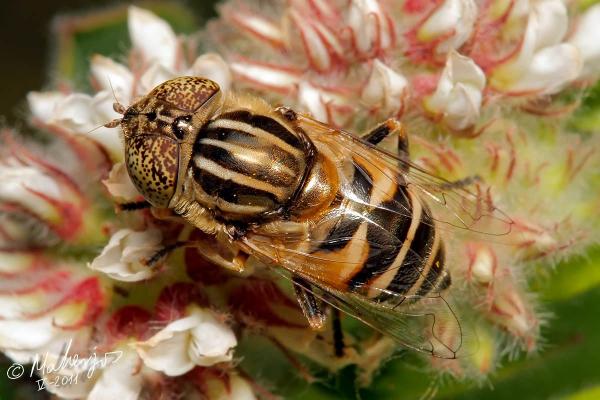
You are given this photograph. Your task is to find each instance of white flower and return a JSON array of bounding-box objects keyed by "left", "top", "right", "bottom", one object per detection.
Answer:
[
  {"left": 0, "top": 250, "right": 37, "bottom": 275},
  {"left": 190, "top": 53, "right": 233, "bottom": 93},
  {"left": 490, "top": 0, "right": 582, "bottom": 94},
  {"left": 138, "top": 63, "right": 179, "bottom": 95},
  {"left": 467, "top": 245, "right": 497, "bottom": 284},
  {"left": 285, "top": 9, "right": 344, "bottom": 72},
  {"left": 424, "top": 51, "right": 486, "bottom": 131},
  {"left": 27, "top": 90, "right": 123, "bottom": 161},
  {"left": 89, "top": 228, "right": 163, "bottom": 282},
  {"left": 230, "top": 59, "right": 301, "bottom": 94},
  {"left": 298, "top": 82, "right": 353, "bottom": 126},
  {"left": 128, "top": 6, "right": 178, "bottom": 69},
  {"left": 103, "top": 162, "right": 141, "bottom": 202},
  {"left": 27, "top": 91, "right": 67, "bottom": 122},
  {"left": 361, "top": 60, "right": 408, "bottom": 115},
  {"left": 569, "top": 4, "right": 600, "bottom": 79},
  {"left": 134, "top": 306, "right": 237, "bottom": 376},
  {"left": 87, "top": 348, "right": 143, "bottom": 400},
  {"left": 417, "top": 0, "right": 477, "bottom": 53},
  {"left": 90, "top": 55, "right": 134, "bottom": 103},
  {"left": 0, "top": 165, "right": 63, "bottom": 223},
  {"left": 0, "top": 307, "right": 91, "bottom": 362}
]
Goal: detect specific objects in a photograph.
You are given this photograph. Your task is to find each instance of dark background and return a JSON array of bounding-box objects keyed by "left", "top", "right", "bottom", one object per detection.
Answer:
[{"left": 0, "top": 1, "right": 218, "bottom": 126}]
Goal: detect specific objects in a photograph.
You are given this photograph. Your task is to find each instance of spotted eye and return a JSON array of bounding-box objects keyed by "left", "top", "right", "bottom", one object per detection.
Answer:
[
  {"left": 146, "top": 111, "right": 157, "bottom": 121},
  {"left": 125, "top": 135, "right": 179, "bottom": 207},
  {"left": 147, "top": 76, "right": 220, "bottom": 113}
]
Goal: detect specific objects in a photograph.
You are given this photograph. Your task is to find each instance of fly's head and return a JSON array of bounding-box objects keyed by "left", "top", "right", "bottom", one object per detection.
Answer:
[{"left": 108, "top": 77, "right": 222, "bottom": 207}]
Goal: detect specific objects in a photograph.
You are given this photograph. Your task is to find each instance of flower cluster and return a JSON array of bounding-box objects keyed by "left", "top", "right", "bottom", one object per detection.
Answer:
[
  {"left": 209, "top": 0, "right": 600, "bottom": 375},
  {"left": 1, "top": 1, "right": 599, "bottom": 399}
]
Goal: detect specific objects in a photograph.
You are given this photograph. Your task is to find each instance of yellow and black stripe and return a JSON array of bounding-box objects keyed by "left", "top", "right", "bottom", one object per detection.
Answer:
[
  {"left": 192, "top": 110, "right": 308, "bottom": 220},
  {"left": 308, "top": 155, "right": 450, "bottom": 300}
]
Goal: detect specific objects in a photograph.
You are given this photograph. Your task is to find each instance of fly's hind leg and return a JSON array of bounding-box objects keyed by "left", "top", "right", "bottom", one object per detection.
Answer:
[
  {"left": 331, "top": 307, "right": 345, "bottom": 357},
  {"left": 293, "top": 276, "right": 327, "bottom": 330},
  {"left": 292, "top": 276, "right": 346, "bottom": 357},
  {"left": 362, "top": 118, "right": 410, "bottom": 171},
  {"left": 439, "top": 175, "right": 482, "bottom": 190}
]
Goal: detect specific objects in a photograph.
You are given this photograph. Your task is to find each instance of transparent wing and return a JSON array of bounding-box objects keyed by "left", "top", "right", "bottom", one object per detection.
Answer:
[
  {"left": 295, "top": 113, "right": 514, "bottom": 238},
  {"left": 242, "top": 234, "right": 472, "bottom": 359}
]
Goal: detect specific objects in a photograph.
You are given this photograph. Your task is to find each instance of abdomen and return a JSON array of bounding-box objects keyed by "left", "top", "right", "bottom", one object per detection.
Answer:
[{"left": 306, "top": 154, "right": 451, "bottom": 299}]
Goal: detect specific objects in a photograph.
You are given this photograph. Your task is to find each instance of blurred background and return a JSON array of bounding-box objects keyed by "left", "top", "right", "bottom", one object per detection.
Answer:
[{"left": 0, "top": 1, "right": 218, "bottom": 126}]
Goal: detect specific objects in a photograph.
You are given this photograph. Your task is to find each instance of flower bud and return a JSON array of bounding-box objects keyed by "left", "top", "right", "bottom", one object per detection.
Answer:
[
  {"left": 346, "top": 0, "right": 395, "bottom": 57},
  {"left": 414, "top": 0, "right": 477, "bottom": 55},
  {"left": 230, "top": 58, "right": 301, "bottom": 94},
  {"left": 361, "top": 60, "right": 408, "bottom": 116},
  {"left": 424, "top": 51, "right": 485, "bottom": 131}
]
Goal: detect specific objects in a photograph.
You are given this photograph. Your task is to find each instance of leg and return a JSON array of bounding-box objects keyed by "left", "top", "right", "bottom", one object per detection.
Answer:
[
  {"left": 292, "top": 276, "right": 327, "bottom": 330},
  {"left": 362, "top": 119, "right": 410, "bottom": 171},
  {"left": 331, "top": 307, "right": 345, "bottom": 357},
  {"left": 438, "top": 175, "right": 482, "bottom": 190},
  {"left": 117, "top": 200, "right": 151, "bottom": 211},
  {"left": 146, "top": 233, "right": 250, "bottom": 274}
]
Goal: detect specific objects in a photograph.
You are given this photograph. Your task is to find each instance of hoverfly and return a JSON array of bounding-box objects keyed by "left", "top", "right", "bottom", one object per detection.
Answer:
[{"left": 107, "top": 76, "right": 512, "bottom": 359}]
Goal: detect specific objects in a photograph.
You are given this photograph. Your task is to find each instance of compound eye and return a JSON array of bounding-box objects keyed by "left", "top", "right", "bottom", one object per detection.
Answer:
[
  {"left": 148, "top": 76, "right": 220, "bottom": 113},
  {"left": 125, "top": 135, "right": 179, "bottom": 207},
  {"left": 173, "top": 115, "right": 192, "bottom": 140}
]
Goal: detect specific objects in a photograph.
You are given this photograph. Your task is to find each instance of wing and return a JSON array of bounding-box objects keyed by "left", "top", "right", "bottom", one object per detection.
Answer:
[
  {"left": 295, "top": 113, "right": 514, "bottom": 238},
  {"left": 242, "top": 234, "right": 473, "bottom": 359}
]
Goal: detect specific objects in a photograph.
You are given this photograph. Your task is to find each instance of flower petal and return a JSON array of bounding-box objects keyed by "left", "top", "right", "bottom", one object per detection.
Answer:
[
  {"left": 417, "top": 0, "right": 477, "bottom": 53},
  {"left": 189, "top": 53, "right": 232, "bottom": 92},
  {"left": 27, "top": 91, "right": 66, "bottom": 122},
  {"left": 506, "top": 43, "right": 582, "bottom": 95},
  {"left": 89, "top": 228, "right": 163, "bottom": 282},
  {"left": 361, "top": 60, "right": 408, "bottom": 115},
  {"left": 569, "top": 4, "right": 600, "bottom": 78},
  {"left": 424, "top": 51, "right": 485, "bottom": 130},
  {"left": 135, "top": 307, "right": 236, "bottom": 376},
  {"left": 90, "top": 55, "right": 134, "bottom": 103},
  {"left": 103, "top": 162, "right": 141, "bottom": 202},
  {"left": 88, "top": 348, "right": 143, "bottom": 400},
  {"left": 128, "top": 6, "right": 178, "bottom": 68},
  {"left": 139, "top": 63, "right": 178, "bottom": 95}
]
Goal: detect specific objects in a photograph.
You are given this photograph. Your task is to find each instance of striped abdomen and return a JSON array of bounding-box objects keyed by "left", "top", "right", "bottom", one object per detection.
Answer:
[
  {"left": 191, "top": 110, "right": 308, "bottom": 220},
  {"left": 310, "top": 157, "right": 450, "bottom": 300}
]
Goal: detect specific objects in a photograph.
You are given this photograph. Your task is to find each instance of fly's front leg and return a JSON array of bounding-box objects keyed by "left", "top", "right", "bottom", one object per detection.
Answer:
[
  {"left": 146, "top": 230, "right": 250, "bottom": 275},
  {"left": 362, "top": 118, "right": 410, "bottom": 171},
  {"left": 117, "top": 200, "right": 152, "bottom": 211}
]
